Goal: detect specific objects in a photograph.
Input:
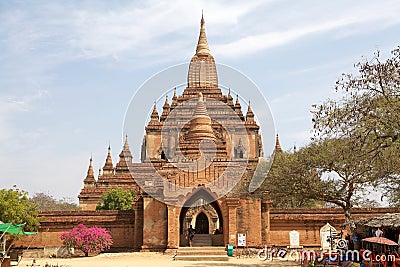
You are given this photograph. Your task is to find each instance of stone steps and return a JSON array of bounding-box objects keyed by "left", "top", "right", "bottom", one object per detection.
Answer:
[
  {"left": 192, "top": 234, "right": 212, "bottom": 246},
  {"left": 178, "top": 246, "right": 225, "bottom": 251},
  {"left": 177, "top": 250, "right": 223, "bottom": 256},
  {"left": 175, "top": 246, "right": 228, "bottom": 261}
]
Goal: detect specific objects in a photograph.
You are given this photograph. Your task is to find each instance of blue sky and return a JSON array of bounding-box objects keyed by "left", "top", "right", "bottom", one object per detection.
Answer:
[{"left": 1, "top": 0, "right": 400, "bottom": 201}]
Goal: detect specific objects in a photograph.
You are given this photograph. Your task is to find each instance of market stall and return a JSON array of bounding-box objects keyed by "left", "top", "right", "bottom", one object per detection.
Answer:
[{"left": 0, "top": 222, "right": 36, "bottom": 267}]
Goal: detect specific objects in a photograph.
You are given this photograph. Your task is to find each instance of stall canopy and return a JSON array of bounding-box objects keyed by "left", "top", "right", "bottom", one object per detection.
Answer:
[
  {"left": 356, "top": 214, "right": 400, "bottom": 228},
  {"left": 362, "top": 236, "right": 398, "bottom": 246},
  {"left": 0, "top": 223, "right": 36, "bottom": 235}
]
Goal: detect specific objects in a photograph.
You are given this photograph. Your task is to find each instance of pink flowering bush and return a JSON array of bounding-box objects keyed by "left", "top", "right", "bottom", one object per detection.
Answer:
[{"left": 60, "top": 224, "right": 113, "bottom": 256}]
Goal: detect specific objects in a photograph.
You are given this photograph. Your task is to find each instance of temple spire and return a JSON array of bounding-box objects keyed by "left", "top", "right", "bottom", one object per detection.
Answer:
[
  {"left": 150, "top": 101, "right": 159, "bottom": 122},
  {"left": 234, "top": 94, "right": 244, "bottom": 119},
  {"left": 87, "top": 157, "right": 94, "bottom": 177},
  {"left": 102, "top": 145, "right": 114, "bottom": 174},
  {"left": 235, "top": 95, "right": 241, "bottom": 108},
  {"left": 186, "top": 12, "right": 218, "bottom": 90},
  {"left": 160, "top": 96, "right": 171, "bottom": 121},
  {"left": 246, "top": 100, "right": 255, "bottom": 122},
  {"left": 163, "top": 95, "right": 169, "bottom": 107},
  {"left": 196, "top": 12, "right": 211, "bottom": 56},
  {"left": 275, "top": 134, "right": 283, "bottom": 153},
  {"left": 123, "top": 134, "right": 129, "bottom": 150},
  {"left": 106, "top": 145, "right": 112, "bottom": 164},
  {"left": 117, "top": 135, "right": 133, "bottom": 171},
  {"left": 121, "top": 135, "right": 132, "bottom": 161},
  {"left": 84, "top": 157, "right": 96, "bottom": 186},
  {"left": 227, "top": 88, "right": 233, "bottom": 105},
  {"left": 171, "top": 88, "right": 178, "bottom": 107}
]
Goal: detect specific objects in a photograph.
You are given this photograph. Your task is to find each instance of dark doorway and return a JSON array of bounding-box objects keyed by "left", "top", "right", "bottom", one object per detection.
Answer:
[
  {"left": 195, "top": 212, "right": 209, "bottom": 234},
  {"left": 179, "top": 188, "right": 224, "bottom": 246}
]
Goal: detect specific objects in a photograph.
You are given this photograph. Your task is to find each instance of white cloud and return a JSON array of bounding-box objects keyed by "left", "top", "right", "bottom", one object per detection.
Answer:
[
  {"left": 0, "top": 90, "right": 48, "bottom": 146},
  {"left": 0, "top": 0, "right": 269, "bottom": 88},
  {"left": 214, "top": 17, "right": 356, "bottom": 57},
  {"left": 2, "top": 0, "right": 400, "bottom": 68},
  {"left": 6, "top": 90, "right": 48, "bottom": 112},
  {"left": 67, "top": 0, "right": 266, "bottom": 61},
  {"left": 213, "top": 1, "right": 400, "bottom": 58}
]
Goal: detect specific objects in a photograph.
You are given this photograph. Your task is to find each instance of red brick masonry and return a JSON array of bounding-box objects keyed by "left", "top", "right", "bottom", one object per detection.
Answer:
[{"left": 13, "top": 207, "right": 399, "bottom": 251}]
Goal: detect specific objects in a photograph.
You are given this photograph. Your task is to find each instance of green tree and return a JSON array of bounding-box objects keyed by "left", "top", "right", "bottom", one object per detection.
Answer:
[
  {"left": 300, "top": 139, "right": 387, "bottom": 233},
  {"left": 261, "top": 139, "right": 386, "bottom": 235},
  {"left": 259, "top": 152, "right": 323, "bottom": 208},
  {"left": 96, "top": 187, "right": 135, "bottom": 210},
  {"left": 0, "top": 186, "right": 39, "bottom": 231},
  {"left": 313, "top": 47, "right": 400, "bottom": 149},
  {"left": 387, "top": 184, "right": 400, "bottom": 207},
  {"left": 312, "top": 47, "right": 400, "bottom": 205},
  {"left": 31, "top": 193, "right": 80, "bottom": 211}
]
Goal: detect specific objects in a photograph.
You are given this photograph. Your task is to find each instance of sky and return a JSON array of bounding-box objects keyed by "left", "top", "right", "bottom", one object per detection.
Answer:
[{"left": 1, "top": 0, "right": 400, "bottom": 202}]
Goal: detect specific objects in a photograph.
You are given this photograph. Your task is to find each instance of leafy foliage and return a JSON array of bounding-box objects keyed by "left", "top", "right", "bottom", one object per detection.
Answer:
[
  {"left": 261, "top": 139, "right": 386, "bottom": 234},
  {"left": 259, "top": 152, "right": 323, "bottom": 208},
  {"left": 313, "top": 48, "right": 400, "bottom": 147},
  {"left": 31, "top": 192, "right": 80, "bottom": 211},
  {"left": 96, "top": 187, "right": 135, "bottom": 210},
  {"left": 60, "top": 224, "right": 112, "bottom": 256},
  {"left": 384, "top": 179, "right": 400, "bottom": 207},
  {"left": 0, "top": 185, "right": 40, "bottom": 231},
  {"left": 312, "top": 47, "right": 400, "bottom": 206},
  {"left": 297, "top": 139, "right": 385, "bottom": 213}
]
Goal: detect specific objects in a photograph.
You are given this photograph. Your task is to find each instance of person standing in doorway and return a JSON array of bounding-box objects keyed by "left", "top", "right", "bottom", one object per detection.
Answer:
[{"left": 188, "top": 225, "right": 195, "bottom": 247}]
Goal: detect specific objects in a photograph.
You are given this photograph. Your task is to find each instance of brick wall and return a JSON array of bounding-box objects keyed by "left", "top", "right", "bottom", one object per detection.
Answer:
[
  {"left": 13, "top": 210, "right": 135, "bottom": 251},
  {"left": 269, "top": 207, "right": 400, "bottom": 248},
  {"left": 11, "top": 207, "right": 400, "bottom": 252}
]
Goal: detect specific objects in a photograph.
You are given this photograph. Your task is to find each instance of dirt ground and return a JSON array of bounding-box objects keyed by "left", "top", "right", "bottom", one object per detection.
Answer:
[{"left": 19, "top": 252, "right": 301, "bottom": 267}]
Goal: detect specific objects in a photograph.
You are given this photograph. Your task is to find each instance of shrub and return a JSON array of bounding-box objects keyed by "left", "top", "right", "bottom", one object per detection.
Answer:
[{"left": 60, "top": 224, "right": 112, "bottom": 256}]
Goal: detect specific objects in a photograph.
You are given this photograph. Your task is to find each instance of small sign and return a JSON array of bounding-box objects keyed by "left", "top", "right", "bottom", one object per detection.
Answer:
[
  {"left": 145, "top": 181, "right": 154, "bottom": 186},
  {"left": 320, "top": 223, "right": 337, "bottom": 250},
  {"left": 289, "top": 230, "right": 300, "bottom": 247},
  {"left": 238, "top": 233, "right": 246, "bottom": 247}
]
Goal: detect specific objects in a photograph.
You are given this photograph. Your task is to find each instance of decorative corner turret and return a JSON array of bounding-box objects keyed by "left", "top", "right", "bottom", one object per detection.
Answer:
[
  {"left": 227, "top": 88, "right": 234, "bottom": 106},
  {"left": 275, "top": 134, "right": 283, "bottom": 153},
  {"left": 116, "top": 135, "right": 133, "bottom": 172},
  {"left": 102, "top": 145, "right": 114, "bottom": 175},
  {"left": 234, "top": 95, "right": 244, "bottom": 119},
  {"left": 83, "top": 157, "right": 96, "bottom": 188},
  {"left": 150, "top": 102, "right": 159, "bottom": 123},
  {"left": 246, "top": 100, "right": 255, "bottom": 123},
  {"left": 171, "top": 88, "right": 178, "bottom": 108},
  {"left": 160, "top": 96, "right": 170, "bottom": 122}
]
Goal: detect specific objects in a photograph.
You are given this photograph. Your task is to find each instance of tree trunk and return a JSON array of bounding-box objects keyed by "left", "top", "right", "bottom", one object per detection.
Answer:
[{"left": 344, "top": 208, "right": 356, "bottom": 236}]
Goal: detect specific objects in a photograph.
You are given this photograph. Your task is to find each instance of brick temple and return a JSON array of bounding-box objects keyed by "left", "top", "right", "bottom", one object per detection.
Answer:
[
  {"left": 78, "top": 15, "right": 271, "bottom": 250},
  {"left": 13, "top": 16, "right": 400, "bottom": 255}
]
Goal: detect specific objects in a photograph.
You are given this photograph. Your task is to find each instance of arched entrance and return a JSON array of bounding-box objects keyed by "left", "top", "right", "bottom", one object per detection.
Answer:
[
  {"left": 179, "top": 189, "right": 224, "bottom": 246},
  {"left": 195, "top": 212, "right": 209, "bottom": 234}
]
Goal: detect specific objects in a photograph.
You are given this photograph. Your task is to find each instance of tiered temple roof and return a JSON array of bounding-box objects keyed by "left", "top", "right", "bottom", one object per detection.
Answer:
[{"left": 79, "top": 14, "right": 265, "bottom": 210}]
